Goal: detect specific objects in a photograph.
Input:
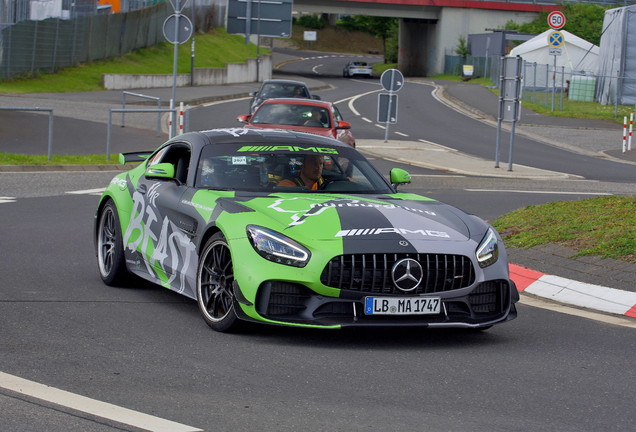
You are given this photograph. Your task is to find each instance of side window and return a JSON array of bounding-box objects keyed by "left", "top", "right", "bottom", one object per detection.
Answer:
[
  {"left": 332, "top": 106, "right": 343, "bottom": 122},
  {"left": 147, "top": 147, "right": 168, "bottom": 166},
  {"left": 153, "top": 144, "right": 191, "bottom": 184}
]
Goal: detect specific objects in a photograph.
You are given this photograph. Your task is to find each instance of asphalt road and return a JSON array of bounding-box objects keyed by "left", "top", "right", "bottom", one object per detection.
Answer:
[
  {"left": 1, "top": 52, "right": 636, "bottom": 432},
  {"left": 2, "top": 177, "right": 636, "bottom": 432}
]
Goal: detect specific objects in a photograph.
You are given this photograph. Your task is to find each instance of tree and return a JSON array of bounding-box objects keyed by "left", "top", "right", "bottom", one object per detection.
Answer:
[
  {"left": 454, "top": 35, "right": 469, "bottom": 57},
  {"left": 505, "top": 3, "right": 612, "bottom": 45},
  {"left": 364, "top": 17, "right": 397, "bottom": 62},
  {"left": 336, "top": 16, "right": 398, "bottom": 63}
]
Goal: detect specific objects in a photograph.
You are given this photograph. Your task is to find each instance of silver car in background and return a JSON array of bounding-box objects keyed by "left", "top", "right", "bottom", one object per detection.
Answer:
[{"left": 343, "top": 61, "right": 373, "bottom": 78}]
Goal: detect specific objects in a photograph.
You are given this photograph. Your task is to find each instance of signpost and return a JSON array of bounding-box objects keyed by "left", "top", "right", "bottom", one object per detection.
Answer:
[
  {"left": 226, "top": 0, "right": 292, "bottom": 82},
  {"left": 378, "top": 68, "right": 404, "bottom": 142},
  {"left": 163, "top": 0, "right": 192, "bottom": 138},
  {"left": 495, "top": 56, "right": 522, "bottom": 171},
  {"left": 226, "top": 0, "right": 293, "bottom": 38},
  {"left": 304, "top": 31, "right": 316, "bottom": 49},
  {"left": 547, "top": 11, "right": 566, "bottom": 30},
  {"left": 547, "top": 30, "right": 564, "bottom": 112},
  {"left": 377, "top": 94, "right": 398, "bottom": 123}
]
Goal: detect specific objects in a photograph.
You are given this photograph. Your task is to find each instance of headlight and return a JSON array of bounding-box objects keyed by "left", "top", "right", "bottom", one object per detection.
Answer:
[
  {"left": 246, "top": 225, "right": 310, "bottom": 268},
  {"left": 476, "top": 227, "right": 499, "bottom": 268}
]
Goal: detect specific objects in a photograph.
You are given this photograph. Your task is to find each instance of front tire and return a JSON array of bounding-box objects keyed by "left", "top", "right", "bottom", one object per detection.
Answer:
[
  {"left": 97, "top": 200, "right": 130, "bottom": 286},
  {"left": 196, "top": 232, "right": 240, "bottom": 332}
]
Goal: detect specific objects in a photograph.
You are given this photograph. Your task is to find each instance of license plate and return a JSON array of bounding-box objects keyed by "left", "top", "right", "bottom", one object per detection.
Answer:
[{"left": 364, "top": 296, "right": 441, "bottom": 315}]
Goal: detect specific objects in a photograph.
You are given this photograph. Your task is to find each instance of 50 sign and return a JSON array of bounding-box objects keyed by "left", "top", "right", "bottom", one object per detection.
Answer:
[{"left": 548, "top": 11, "right": 566, "bottom": 30}]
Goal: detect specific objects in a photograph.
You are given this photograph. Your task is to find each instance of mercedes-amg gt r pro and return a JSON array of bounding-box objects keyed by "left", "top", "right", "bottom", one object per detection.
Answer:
[{"left": 94, "top": 128, "right": 518, "bottom": 332}]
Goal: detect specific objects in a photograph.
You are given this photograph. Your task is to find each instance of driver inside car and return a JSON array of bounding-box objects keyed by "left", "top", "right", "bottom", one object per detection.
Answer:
[
  {"left": 277, "top": 154, "right": 325, "bottom": 190},
  {"left": 303, "top": 108, "right": 327, "bottom": 127}
]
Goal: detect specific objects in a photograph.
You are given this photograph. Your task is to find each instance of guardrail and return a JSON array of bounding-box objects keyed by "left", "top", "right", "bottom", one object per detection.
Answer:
[
  {"left": 122, "top": 91, "right": 162, "bottom": 137},
  {"left": 107, "top": 107, "right": 190, "bottom": 160},
  {"left": 0, "top": 106, "right": 54, "bottom": 160}
]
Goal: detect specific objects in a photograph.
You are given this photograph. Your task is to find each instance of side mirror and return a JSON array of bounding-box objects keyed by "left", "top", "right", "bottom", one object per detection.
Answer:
[
  {"left": 335, "top": 121, "right": 351, "bottom": 130},
  {"left": 145, "top": 163, "right": 175, "bottom": 180},
  {"left": 249, "top": 91, "right": 256, "bottom": 97},
  {"left": 390, "top": 168, "right": 411, "bottom": 190},
  {"left": 237, "top": 114, "right": 251, "bottom": 123},
  {"left": 312, "top": 95, "right": 321, "bottom": 100}
]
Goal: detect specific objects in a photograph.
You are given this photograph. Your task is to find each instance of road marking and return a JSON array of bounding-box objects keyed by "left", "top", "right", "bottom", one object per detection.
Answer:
[
  {"left": 0, "top": 372, "right": 203, "bottom": 432},
  {"left": 466, "top": 189, "right": 612, "bottom": 195},
  {"left": 375, "top": 124, "right": 386, "bottom": 129},
  {"left": 312, "top": 64, "right": 323, "bottom": 74},
  {"left": 0, "top": 197, "right": 16, "bottom": 203},
  {"left": 417, "top": 139, "right": 459, "bottom": 152},
  {"left": 358, "top": 146, "right": 411, "bottom": 149},
  {"left": 334, "top": 88, "right": 382, "bottom": 113},
  {"left": 395, "top": 131, "right": 409, "bottom": 137},
  {"left": 66, "top": 188, "right": 107, "bottom": 195},
  {"left": 519, "top": 295, "right": 636, "bottom": 329},
  {"left": 361, "top": 117, "right": 372, "bottom": 123},
  {"left": 409, "top": 174, "right": 467, "bottom": 178},
  {"left": 201, "top": 97, "right": 250, "bottom": 107}
]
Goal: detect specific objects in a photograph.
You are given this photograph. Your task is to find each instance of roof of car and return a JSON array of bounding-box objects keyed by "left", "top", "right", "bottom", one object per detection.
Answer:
[
  {"left": 260, "top": 79, "right": 310, "bottom": 86},
  {"left": 193, "top": 128, "right": 349, "bottom": 147},
  {"left": 257, "top": 98, "right": 333, "bottom": 108}
]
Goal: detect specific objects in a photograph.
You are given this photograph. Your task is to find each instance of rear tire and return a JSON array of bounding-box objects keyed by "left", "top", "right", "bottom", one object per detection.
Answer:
[
  {"left": 196, "top": 232, "right": 241, "bottom": 332},
  {"left": 97, "top": 200, "right": 131, "bottom": 286}
]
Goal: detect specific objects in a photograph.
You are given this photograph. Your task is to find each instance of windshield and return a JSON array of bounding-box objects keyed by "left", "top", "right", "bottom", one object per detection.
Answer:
[
  {"left": 251, "top": 104, "right": 331, "bottom": 128},
  {"left": 258, "top": 83, "right": 309, "bottom": 100},
  {"left": 196, "top": 143, "right": 393, "bottom": 194}
]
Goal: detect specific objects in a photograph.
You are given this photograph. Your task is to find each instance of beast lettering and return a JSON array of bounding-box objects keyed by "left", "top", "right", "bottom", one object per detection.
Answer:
[{"left": 123, "top": 189, "right": 196, "bottom": 294}]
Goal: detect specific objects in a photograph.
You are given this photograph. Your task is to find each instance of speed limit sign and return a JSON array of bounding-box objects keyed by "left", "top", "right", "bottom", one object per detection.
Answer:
[{"left": 548, "top": 11, "right": 566, "bottom": 30}]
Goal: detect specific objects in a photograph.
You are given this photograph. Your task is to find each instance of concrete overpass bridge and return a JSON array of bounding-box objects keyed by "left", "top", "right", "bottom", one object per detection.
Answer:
[{"left": 293, "top": 0, "right": 632, "bottom": 76}]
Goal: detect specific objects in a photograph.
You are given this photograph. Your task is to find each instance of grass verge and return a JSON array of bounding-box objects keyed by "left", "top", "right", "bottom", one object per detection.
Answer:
[
  {"left": 491, "top": 195, "right": 636, "bottom": 263},
  {"left": 0, "top": 153, "right": 120, "bottom": 165},
  {"left": 287, "top": 25, "right": 383, "bottom": 55},
  {"left": 428, "top": 74, "right": 633, "bottom": 125},
  {"left": 0, "top": 28, "right": 268, "bottom": 94}
]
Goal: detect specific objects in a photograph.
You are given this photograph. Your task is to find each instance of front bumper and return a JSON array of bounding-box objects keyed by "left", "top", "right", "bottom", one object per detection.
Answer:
[{"left": 233, "top": 279, "right": 518, "bottom": 329}]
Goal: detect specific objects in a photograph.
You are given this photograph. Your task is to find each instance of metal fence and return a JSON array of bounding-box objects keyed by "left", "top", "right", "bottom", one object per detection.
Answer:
[
  {"left": 0, "top": 0, "right": 159, "bottom": 24},
  {"left": 445, "top": 54, "right": 636, "bottom": 116},
  {"left": 1, "top": 0, "right": 226, "bottom": 80},
  {"left": 1, "top": 2, "right": 169, "bottom": 79},
  {"left": 519, "top": 61, "right": 636, "bottom": 116},
  {"left": 444, "top": 54, "right": 500, "bottom": 84}
]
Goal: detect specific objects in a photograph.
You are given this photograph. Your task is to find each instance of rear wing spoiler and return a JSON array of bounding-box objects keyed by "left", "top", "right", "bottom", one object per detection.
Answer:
[{"left": 118, "top": 151, "right": 153, "bottom": 165}]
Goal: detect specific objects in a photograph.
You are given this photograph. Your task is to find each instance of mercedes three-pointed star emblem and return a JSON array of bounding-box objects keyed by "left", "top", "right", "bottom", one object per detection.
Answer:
[{"left": 391, "top": 258, "right": 424, "bottom": 292}]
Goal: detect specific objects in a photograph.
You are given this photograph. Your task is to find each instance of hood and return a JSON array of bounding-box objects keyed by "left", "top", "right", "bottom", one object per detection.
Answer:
[
  {"left": 242, "top": 195, "right": 472, "bottom": 246},
  {"left": 245, "top": 124, "right": 335, "bottom": 139}
]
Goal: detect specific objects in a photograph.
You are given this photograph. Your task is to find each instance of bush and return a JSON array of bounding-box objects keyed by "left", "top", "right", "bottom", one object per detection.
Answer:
[
  {"left": 384, "top": 23, "right": 399, "bottom": 63},
  {"left": 294, "top": 14, "right": 327, "bottom": 30},
  {"left": 336, "top": 16, "right": 368, "bottom": 32}
]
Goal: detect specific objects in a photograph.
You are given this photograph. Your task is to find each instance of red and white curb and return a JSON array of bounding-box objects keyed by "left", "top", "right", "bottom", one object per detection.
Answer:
[{"left": 510, "top": 264, "right": 636, "bottom": 318}]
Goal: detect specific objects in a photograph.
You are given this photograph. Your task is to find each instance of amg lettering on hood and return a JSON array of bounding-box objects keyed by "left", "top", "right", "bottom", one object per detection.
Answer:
[{"left": 336, "top": 228, "right": 450, "bottom": 238}]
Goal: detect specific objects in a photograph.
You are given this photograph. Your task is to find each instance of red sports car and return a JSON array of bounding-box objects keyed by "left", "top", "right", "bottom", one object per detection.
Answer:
[{"left": 237, "top": 99, "right": 356, "bottom": 148}]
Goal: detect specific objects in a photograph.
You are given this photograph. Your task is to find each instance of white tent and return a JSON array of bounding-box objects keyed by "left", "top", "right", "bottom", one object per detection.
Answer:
[
  {"left": 596, "top": 5, "right": 636, "bottom": 106},
  {"left": 510, "top": 29, "right": 599, "bottom": 92}
]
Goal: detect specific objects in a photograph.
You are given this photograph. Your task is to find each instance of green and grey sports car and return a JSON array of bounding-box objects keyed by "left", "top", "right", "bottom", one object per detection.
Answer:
[{"left": 94, "top": 128, "right": 518, "bottom": 332}]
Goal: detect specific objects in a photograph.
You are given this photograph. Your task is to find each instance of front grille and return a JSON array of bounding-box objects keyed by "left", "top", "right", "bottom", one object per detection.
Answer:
[
  {"left": 320, "top": 253, "right": 475, "bottom": 294},
  {"left": 469, "top": 281, "right": 507, "bottom": 314},
  {"left": 264, "top": 282, "right": 310, "bottom": 317}
]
